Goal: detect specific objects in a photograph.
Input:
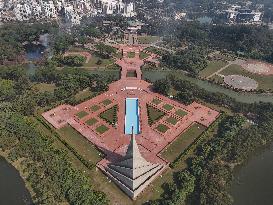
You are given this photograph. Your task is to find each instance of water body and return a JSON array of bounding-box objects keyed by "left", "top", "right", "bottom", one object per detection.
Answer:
[
  {"left": 197, "top": 16, "right": 213, "bottom": 24},
  {"left": 230, "top": 144, "right": 273, "bottom": 205},
  {"left": 125, "top": 98, "right": 140, "bottom": 134},
  {"left": 0, "top": 157, "right": 32, "bottom": 205},
  {"left": 143, "top": 70, "right": 273, "bottom": 103}
]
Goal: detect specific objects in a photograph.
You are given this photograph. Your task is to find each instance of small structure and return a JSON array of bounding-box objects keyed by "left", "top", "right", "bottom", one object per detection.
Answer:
[{"left": 104, "top": 127, "right": 165, "bottom": 199}]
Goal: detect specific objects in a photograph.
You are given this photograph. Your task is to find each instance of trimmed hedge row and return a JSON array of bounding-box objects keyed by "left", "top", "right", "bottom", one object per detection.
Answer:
[{"left": 36, "top": 116, "right": 95, "bottom": 169}]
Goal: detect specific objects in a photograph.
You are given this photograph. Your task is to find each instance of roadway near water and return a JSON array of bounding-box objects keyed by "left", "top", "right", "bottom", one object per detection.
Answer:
[
  {"left": 0, "top": 157, "right": 32, "bottom": 205},
  {"left": 143, "top": 70, "right": 273, "bottom": 103},
  {"left": 230, "top": 143, "right": 273, "bottom": 205}
]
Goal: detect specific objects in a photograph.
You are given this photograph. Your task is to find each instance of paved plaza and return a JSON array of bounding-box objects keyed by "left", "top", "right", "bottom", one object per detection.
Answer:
[{"left": 42, "top": 44, "right": 219, "bottom": 199}]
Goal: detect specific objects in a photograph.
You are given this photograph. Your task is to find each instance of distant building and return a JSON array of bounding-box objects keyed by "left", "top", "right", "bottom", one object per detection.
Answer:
[{"left": 225, "top": 6, "right": 263, "bottom": 24}]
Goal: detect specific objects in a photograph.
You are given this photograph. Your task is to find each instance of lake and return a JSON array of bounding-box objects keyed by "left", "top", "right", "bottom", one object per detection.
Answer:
[
  {"left": 230, "top": 143, "right": 273, "bottom": 205},
  {"left": 0, "top": 157, "right": 32, "bottom": 205}
]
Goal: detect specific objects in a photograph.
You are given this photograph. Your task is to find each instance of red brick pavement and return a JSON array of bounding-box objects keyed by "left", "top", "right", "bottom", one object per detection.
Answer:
[{"left": 42, "top": 44, "right": 219, "bottom": 171}]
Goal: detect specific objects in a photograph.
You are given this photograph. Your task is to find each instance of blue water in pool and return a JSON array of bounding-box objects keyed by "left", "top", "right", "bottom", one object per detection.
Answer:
[{"left": 125, "top": 98, "right": 140, "bottom": 134}]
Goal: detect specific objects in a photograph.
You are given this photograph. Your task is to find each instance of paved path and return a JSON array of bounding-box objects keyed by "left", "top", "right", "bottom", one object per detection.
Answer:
[{"left": 206, "top": 59, "right": 246, "bottom": 79}]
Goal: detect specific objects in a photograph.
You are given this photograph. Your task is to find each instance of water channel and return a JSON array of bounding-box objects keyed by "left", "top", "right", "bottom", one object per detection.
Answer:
[{"left": 0, "top": 157, "right": 32, "bottom": 205}]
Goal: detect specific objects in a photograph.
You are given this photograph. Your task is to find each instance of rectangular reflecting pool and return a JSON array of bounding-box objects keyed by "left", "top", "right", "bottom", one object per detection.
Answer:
[{"left": 125, "top": 98, "right": 140, "bottom": 134}]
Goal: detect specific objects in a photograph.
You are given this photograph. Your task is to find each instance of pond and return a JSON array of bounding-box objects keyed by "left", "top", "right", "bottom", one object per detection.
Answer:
[
  {"left": 0, "top": 157, "right": 32, "bottom": 205},
  {"left": 230, "top": 143, "right": 273, "bottom": 205},
  {"left": 142, "top": 70, "right": 273, "bottom": 103}
]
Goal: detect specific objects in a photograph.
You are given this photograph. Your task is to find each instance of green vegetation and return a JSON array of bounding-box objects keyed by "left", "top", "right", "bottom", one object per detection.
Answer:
[
  {"left": 76, "top": 110, "right": 89, "bottom": 118},
  {"left": 126, "top": 70, "right": 137, "bottom": 77},
  {"left": 145, "top": 46, "right": 168, "bottom": 56},
  {"left": 138, "top": 36, "right": 160, "bottom": 44},
  {"left": 99, "top": 105, "right": 118, "bottom": 126},
  {"left": 101, "top": 99, "right": 112, "bottom": 106},
  {"left": 199, "top": 61, "right": 228, "bottom": 78},
  {"left": 85, "top": 118, "right": 98, "bottom": 126},
  {"left": 74, "top": 89, "right": 94, "bottom": 102},
  {"left": 90, "top": 105, "right": 101, "bottom": 112},
  {"left": 220, "top": 64, "right": 273, "bottom": 91},
  {"left": 156, "top": 124, "right": 170, "bottom": 133},
  {"left": 162, "top": 104, "right": 174, "bottom": 111},
  {"left": 83, "top": 53, "right": 114, "bottom": 67},
  {"left": 60, "top": 55, "right": 86, "bottom": 66},
  {"left": 151, "top": 98, "right": 162, "bottom": 105},
  {"left": 32, "top": 83, "right": 56, "bottom": 93},
  {"left": 95, "top": 125, "right": 109, "bottom": 134},
  {"left": 147, "top": 105, "right": 165, "bottom": 125},
  {"left": 58, "top": 125, "right": 103, "bottom": 164},
  {"left": 161, "top": 123, "right": 206, "bottom": 162},
  {"left": 165, "top": 116, "right": 178, "bottom": 125},
  {"left": 127, "top": 52, "right": 135, "bottom": 58},
  {"left": 140, "top": 51, "right": 149, "bottom": 59},
  {"left": 153, "top": 78, "right": 171, "bottom": 95},
  {"left": 175, "top": 109, "right": 187, "bottom": 117}
]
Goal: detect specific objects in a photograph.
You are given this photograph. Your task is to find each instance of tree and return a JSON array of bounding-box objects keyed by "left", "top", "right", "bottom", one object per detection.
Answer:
[{"left": 153, "top": 79, "right": 171, "bottom": 95}]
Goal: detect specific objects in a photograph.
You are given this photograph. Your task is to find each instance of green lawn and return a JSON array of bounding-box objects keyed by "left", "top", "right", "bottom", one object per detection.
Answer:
[
  {"left": 99, "top": 105, "right": 118, "bottom": 126},
  {"left": 127, "top": 52, "right": 135, "bottom": 58},
  {"left": 175, "top": 109, "right": 187, "bottom": 118},
  {"left": 83, "top": 53, "right": 114, "bottom": 67},
  {"left": 95, "top": 125, "right": 109, "bottom": 134},
  {"left": 58, "top": 125, "right": 103, "bottom": 164},
  {"left": 147, "top": 105, "right": 165, "bottom": 125},
  {"left": 151, "top": 98, "right": 162, "bottom": 105},
  {"left": 220, "top": 64, "right": 273, "bottom": 91},
  {"left": 101, "top": 99, "right": 112, "bottom": 106},
  {"left": 126, "top": 70, "right": 137, "bottom": 77},
  {"left": 140, "top": 51, "right": 149, "bottom": 59},
  {"left": 161, "top": 123, "right": 206, "bottom": 162},
  {"left": 85, "top": 118, "right": 98, "bottom": 126},
  {"left": 138, "top": 36, "right": 160, "bottom": 44},
  {"left": 76, "top": 111, "right": 89, "bottom": 119},
  {"left": 165, "top": 117, "right": 178, "bottom": 125},
  {"left": 156, "top": 124, "right": 170, "bottom": 133},
  {"left": 163, "top": 104, "right": 174, "bottom": 111},
  {"left": 90, "top": 105, "right": 101, "bottom": 112},
  {"left": 199, "top": 61, "right": 228, "bottom": 78}
]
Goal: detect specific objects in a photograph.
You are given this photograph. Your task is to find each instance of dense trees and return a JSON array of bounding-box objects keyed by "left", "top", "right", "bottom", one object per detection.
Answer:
[
  {"left": 151, "top": 76, "right": 273, "bottom": 205},
  {"left": 0, "top": 109, "right": 108, "bottom": 204}
]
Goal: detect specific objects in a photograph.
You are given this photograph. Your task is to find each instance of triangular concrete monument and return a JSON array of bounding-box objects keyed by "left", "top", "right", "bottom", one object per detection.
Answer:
[{"left": 105, "top": 127, "right": 165, "bottom": 199}]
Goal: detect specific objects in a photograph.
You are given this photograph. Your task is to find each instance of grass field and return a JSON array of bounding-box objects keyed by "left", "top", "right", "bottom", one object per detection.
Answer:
[
  {"left": 58, "top": 125, "right": 103, "bottom": 164},
  {"left": 126, "top": 70, "right": 137, "bottom": 77},
  {"left": 199, "top": 61, "right": 228, "bottom": 78},
  {"left": 95, "top": 125, "right": 109, "bottom": 134},
  {"left": 175, "top": 109, "right": 187, "bottom": 118},
  {"left": 83, "top": 53, "right": 114, "bottom": 67},
  {"left": 156, "top": 124, "right": 170, "bottom": 133},
  {"left": 76, "top": 111, "right": 89, "bottom": 118},
  {"left": 140, "top": 51, "right": 149, "bottom": 59},
  {"left": 147, "top": 105, "right": 165, "bottom": 125},
  {"left": 151, "top": 98, "right": 162, "bottom": 105},
  {"left": 210, "top": 75, "right": 225, "bottom": 84},
  {"left": 163, "top": 104, "right": 174, "bottom": 111},
  {"left": 220, "top": 64, "right": 273, "bottom": 90},
  {"left": 127, "top": 52, "right": 135, "bottom": 58},
  {"left": 161, "top": 123, "right": 206, "bottom": 162},
  {"left": 90, "top": 105, "right": 101, "bottom": 112},
  {"left": 101, "top": 99, "right": 112, "bottom": 106},
  {"left": 32, "top": 83, "right": 56, "bottom": 93},
  {"left": 85, "top": 118, "right": 98, "bottom": 126},
  {"left": 165, "top": 117, "right": 178, "bottom": 125},
  {"left": 138, "top": 36, "right": 160, "bottom": 44},
  {"left": 99, "top": 105, "right": 118, "bottom": 126}
]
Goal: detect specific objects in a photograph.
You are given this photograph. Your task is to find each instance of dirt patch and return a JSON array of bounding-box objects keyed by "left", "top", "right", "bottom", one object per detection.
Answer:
[{"left": 242, "top": 60, "right": 273, "bottom": 76}]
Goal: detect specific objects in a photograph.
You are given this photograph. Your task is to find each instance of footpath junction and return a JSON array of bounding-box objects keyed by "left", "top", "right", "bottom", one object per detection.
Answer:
[{"left": 42, "top": 45, "right": 219, "bottom": 200}]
